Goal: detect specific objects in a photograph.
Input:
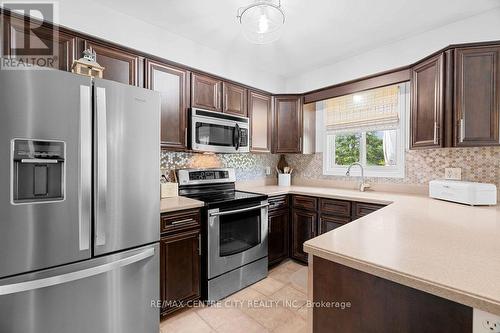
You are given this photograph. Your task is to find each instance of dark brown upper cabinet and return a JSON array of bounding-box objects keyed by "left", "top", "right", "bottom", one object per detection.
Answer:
[
  {"left": 273, "top": 95, "right": 303, "bottom": 153},
  {"left": 146, "top": 60, "right": 190, "bottom": 151},
  {"left": 191, "top": 73, "right": 222, "bottom": 111},
  {"left": 411, "top": 53, "right": 445, "bottom": 149},
  {"left": 223, "top": 82, "right": 248, "bottom": 116},
  {"left": 248, "top": 91, "right": 272, "bottom": 153},
  {"left": 454, "top": 45, "right": 500, "bottom": 147},
  {"left": 78, "top": 39, "right": 143, "bottom": 86},
  {"left": 3, "top": 15, "right": 77, "bottom": 71}
]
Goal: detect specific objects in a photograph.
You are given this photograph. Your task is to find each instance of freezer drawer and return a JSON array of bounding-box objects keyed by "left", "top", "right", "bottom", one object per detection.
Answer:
[{"left": 0, "top": 244, "right": 159, "bottom": 333}]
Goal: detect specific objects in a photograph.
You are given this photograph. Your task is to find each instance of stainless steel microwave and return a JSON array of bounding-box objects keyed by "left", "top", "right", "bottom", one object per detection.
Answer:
[{"left": 189, "top": 108, "right": 249, "bottom": 153}]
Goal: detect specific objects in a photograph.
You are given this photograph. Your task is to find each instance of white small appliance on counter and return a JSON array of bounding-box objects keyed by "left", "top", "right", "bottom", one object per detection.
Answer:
[{"left": 429, "top": 180, "right": 497, "bottom": 206}]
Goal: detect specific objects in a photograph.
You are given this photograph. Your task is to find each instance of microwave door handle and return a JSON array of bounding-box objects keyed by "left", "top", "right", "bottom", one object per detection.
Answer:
[{"left": 234, "top": 124, "right": 240, "bottom": 150}]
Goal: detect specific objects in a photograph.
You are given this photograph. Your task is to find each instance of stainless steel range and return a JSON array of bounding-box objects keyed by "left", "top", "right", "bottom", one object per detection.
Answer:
[{"left": 177, "top": 168, "right": 268, "bottom": 301}]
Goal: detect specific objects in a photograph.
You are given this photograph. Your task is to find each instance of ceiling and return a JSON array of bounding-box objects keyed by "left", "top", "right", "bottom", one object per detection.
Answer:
[{"left": 97, "top": 0, "right": 500, "bottom": 78}]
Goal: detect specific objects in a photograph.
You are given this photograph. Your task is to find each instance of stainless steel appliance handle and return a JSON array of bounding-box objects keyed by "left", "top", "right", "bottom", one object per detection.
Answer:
[
  {"left": 95, "top": 87, "right": 107, "bottom": 246},
  {"left": 209, "top": 203, "right": 269, "bottom": 217},
  {"left": 0, "top": 248, "right": 155, "bottom": 296},
  {"left": 79, "top": 85, "right": 92, "bottom": 251},
  {"left": 234, "top": 123, "right": 240, "bottom": 151},
  {"left": 20, "top": 159, "right": 58, "bottom": 164}
]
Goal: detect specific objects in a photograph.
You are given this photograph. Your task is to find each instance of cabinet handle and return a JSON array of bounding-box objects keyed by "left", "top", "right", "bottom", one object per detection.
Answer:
[
  {"left": 433, "top": 122, "right": 438, "bottom": 145},
  {"left": 460, "top": 118, "right": 465, "bottom": 143},
  {"left": 198, "top": 235, "right": 201, "bottom": 256},
  {"left": 171, "top": 218, "right": 194, "bottom": 225}
]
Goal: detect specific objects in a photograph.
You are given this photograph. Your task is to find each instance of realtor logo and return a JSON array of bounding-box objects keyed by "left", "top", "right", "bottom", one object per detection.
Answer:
[{"left": 1, "top": 2, "right": 59, "bottom": 69}]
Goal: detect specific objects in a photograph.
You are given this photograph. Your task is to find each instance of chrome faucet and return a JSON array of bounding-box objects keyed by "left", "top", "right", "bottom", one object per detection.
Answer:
[{"left": 346, "top": 162, "right": 370, "bottom": 192}]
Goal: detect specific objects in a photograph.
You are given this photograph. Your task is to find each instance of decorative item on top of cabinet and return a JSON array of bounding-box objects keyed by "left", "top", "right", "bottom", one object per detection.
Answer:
[
  {"left": 223, "top": 82, "right": 248, "bottom": 116},
  {"left": 454, "top": 45, "right": 500, "bottom": 147},
  {"left": 77, "top": 39, "right": 143, "bottom": 86},
  {"left": 191, "top": 73, "right": 222, "bottom": 112},
  {"left": 273, "top": 95, "right": 303, "bottom": 153},
  {"left": 2, "top": 14, "right": 77, "bottom": 71},
  {"left": 146, "top": 60, "right": 190, "bottom": 151},
  {"left": 248, "top": 90, "right": 272, "bottom": 153},
  {"left": 71, "top": 48, "right": 105, "bottom": 78},
  {"left": 411, "top": 53, "right": 445, "bottom": 149},
  {"left": 160, "top": 228, "right": 201, "bottom": 316}
]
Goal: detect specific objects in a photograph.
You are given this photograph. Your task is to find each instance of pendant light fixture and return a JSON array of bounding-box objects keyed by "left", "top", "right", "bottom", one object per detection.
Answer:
[{"left": 237, "top": 0, "right": 285, "bottom": 44}]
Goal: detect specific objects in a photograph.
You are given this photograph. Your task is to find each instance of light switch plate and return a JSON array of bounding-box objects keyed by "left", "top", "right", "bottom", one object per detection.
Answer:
[
  {"left": 445, "top": 168, "right": 462, "bottom": 180},
  {"left": 265, "top": 166, "right": 271, "bottom": 176}
]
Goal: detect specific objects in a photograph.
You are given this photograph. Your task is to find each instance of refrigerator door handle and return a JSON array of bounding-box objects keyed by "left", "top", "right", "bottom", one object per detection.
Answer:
[
  {"left": 0, "top": 247, "right": 155, "bottom": 296},
  {"left": 95, "top": 87, "right": 107, "bottom": 246},
  {"left": 79, "top": 85, "right": 92, "bottom": 251}
]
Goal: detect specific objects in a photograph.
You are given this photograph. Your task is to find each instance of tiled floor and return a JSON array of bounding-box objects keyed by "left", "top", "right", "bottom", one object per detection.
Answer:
[{"left": 160, "top": 260, "right": 309, "bottom": 333}]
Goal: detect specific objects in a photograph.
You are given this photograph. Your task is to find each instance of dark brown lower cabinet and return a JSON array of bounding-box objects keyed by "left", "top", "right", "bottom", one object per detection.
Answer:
[
  {"left": 352, "top": 202, "right": 385, "bottom": 219},
  {"left": 319, "top": 214, "right": 350, "bottom": 234},
  {"left": 291, "top": 208, "right": 317, "bottom": 263},
  {"left": 313, "top": 256, "right": 473, "bottom": 333},
  {"left": 268, "top": 209, "right": 289, "bottom": 266},
  {"left": 160, "top": 229, "right": 200, "bottom": 316}
]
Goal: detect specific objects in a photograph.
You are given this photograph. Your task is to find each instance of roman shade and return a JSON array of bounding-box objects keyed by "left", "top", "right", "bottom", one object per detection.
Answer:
[{"left": 324, "top": 85, "right": 400, "bottom": 133}]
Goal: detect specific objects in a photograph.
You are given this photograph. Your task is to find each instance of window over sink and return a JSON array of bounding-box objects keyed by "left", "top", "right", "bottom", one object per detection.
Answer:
[{"left": 321, "top": 83, "right": 409, "bottom": 178}]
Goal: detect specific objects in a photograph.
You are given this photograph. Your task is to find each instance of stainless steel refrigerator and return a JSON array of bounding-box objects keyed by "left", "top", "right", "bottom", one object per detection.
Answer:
[{"left": 0, "top": 70, "right": 160, "bottom": 333}]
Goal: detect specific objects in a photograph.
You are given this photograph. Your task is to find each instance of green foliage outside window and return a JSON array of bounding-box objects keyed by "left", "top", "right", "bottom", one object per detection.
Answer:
[
  {"left": 334, "top": 131, "right": 386, "bottom": 166},
  {"left": 366, "top": 132, "right": 385, "bottom": 166},
  {"left": 334, "top": 134, "right": 360, "bottom": 166}
]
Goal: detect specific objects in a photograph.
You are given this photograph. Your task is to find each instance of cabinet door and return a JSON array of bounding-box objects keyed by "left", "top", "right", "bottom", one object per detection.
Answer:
[
  {"left": 291, "top": 209, "right": 317, "bottom": 263},
  {"left": 191, "top": 73, "right": 222, "bottom": 111},
  {"left": 160, "top": 229, "right": 200, "bottom": 316},
  {"left": 268, "top": 209, "right": 289, "bottom": 266},
  {"left": 223, "top": 82, "right": 247, "bottom": 116},
  {"left": 3, "top": 15, "right": 76, "bottom": 71},
  {"left": 78, "top": 39, "right": 142, "bottom": 86},
  {"left": 455, "top": 46, "right": 500, "bottom": 146},
  {"left": 146, "top": 60, "right": 189, "bottom": 150},
  {"left": 352, "top": 202, "right": 385, "bottom": 220},
  {"left": 274, "top": 96, "right": 303, "bottom": 153},
  {"left": 319, "top": 215, "right": 350, "bottom": 235},
  {"left": 410, "top": 53, "right": 444, "bottom": 149},
  {"left": 248, "top": 91, "right": 272, "bottom": 153}
]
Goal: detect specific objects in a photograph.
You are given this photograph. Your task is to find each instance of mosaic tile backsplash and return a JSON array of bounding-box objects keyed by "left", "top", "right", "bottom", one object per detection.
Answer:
[
  {"left": 160, "top": 152, "right": 280, "bottom": 181},
  {"left": 285, "top": 147, "right": 500, "bottom": 186},
  {"left": 161, "top": 147, "right": 500, "bottom": 189}
]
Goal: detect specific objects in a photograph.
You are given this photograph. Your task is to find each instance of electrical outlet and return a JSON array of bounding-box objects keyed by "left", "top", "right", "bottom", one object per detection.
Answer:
[
  {"left": 265, "top": 166, "right": 271, "bottom": 176},
  {"left": 444, "top": 168, "right": 462, "bottom": 180},
  {"left": 474, "top": 309, "right": 500, "bottom": 333}
]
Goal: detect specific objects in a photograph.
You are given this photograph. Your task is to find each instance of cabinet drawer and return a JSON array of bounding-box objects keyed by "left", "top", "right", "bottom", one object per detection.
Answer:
[
  {"left": 353, "top": 202, "right": 385, "bottom": 219},
  {"left": 161, "top": 209, "right": 200, "bottom": 234},
  {"left": 268, "top": 195, "right": 289, "bottom": 211},
  {"left": 319, "top": 215, "right": 351, "bottom": 234},
  {"left": 292, "top": 195, "right": 317, "bottom": 211},
  {"left": 319, "top": 198, "right": 351, "bottom": 217}
]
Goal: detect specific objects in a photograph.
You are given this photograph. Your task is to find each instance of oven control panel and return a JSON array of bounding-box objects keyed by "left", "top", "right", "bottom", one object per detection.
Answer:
[{"left": 177, "top": 168, "right": 236, "bottom": 185}]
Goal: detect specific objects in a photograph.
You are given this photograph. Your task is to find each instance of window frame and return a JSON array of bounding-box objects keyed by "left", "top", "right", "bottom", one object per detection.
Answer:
[{"left": 322, "top": 83, "right": 409, "bottom": 178}]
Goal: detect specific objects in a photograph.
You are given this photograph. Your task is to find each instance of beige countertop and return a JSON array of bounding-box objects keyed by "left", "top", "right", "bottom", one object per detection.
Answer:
[
  {"left": 160, "top": 196, "right": 204, "bottom": 213},
  {"left": 237, "top": 184, "right": 500, "bottom": 315}
]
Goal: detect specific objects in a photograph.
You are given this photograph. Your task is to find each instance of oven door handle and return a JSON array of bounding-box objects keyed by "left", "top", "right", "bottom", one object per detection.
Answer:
[{"left": 209, "top": 203, "right": 269, "bottom": 217}]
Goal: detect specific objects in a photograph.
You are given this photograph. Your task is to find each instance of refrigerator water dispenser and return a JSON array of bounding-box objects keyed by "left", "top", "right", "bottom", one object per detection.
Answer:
[{"left": 11, "top": 139, "right": 65, "bottom": 204}]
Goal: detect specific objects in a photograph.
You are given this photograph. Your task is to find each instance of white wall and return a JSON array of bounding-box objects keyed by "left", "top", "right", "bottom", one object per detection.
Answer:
[
  {"left": 285, "top": 7, "right": 500, "bottom": 93},
  {"left": 55, "top": 0, "right": 286, "bottom": 92}
]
